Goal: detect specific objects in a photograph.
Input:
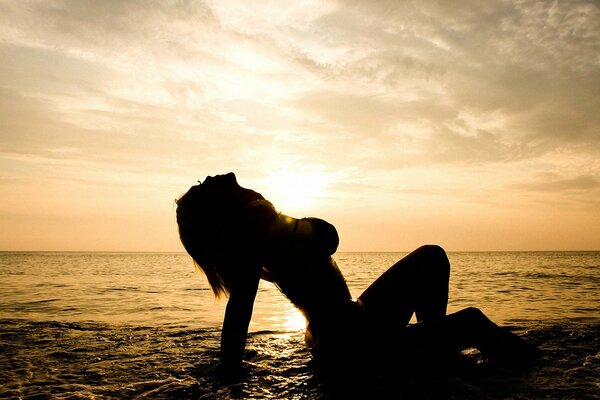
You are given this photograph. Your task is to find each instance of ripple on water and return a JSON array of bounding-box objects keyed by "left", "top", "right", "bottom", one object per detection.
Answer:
[{"left": 1, "top": 319, "right": 599, "bottom": 399}]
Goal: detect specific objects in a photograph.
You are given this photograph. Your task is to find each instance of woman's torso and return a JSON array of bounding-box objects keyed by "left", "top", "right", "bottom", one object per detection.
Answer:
[{"left": 263, "top": 217, "right": 372, "bottom": 359}]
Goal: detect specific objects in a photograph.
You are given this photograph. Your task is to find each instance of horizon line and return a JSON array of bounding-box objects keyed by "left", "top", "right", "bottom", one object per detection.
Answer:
[{"left": 1, "top": 249, "right": 599, "bottom": 253}]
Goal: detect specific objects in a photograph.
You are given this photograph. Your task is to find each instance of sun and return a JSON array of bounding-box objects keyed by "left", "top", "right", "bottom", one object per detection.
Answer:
[{"left": 262, "top": 170, "right": 331, "bottom": 213}]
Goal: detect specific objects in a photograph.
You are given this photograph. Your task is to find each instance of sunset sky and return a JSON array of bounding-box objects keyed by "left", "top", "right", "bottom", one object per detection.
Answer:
[{"left": 1, "top": 0, "right": 599, "bottom": 251}]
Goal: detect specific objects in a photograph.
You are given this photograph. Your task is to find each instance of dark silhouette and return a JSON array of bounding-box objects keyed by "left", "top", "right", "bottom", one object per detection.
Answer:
[{"left": 176, "top": 172, "right": 537, "bottom": 377}]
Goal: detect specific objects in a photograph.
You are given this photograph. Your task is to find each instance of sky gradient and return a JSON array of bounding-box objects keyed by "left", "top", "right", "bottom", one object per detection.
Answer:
[{"left": 1, "top": 0, "right": 599, "bottom": 251}]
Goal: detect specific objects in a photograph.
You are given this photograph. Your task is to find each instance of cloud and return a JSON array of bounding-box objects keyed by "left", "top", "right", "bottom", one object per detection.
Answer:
[
  {"left": 2, "top": 0, "right": 598, "bottom": 175},
  {"left": 0, "top": 84, "right": 269, "bottom": 185},
  {"left": 282, "top": 0, "right": 600, "bottom": 172},
  {"left": 510, "top": 173, "right": 600, "bottom": 193},
  {"left": 0, "top": 1, "right": 217, "bottom": 55},
  {"left": 294, "top": 90, "right": 404, "bottom": 136}
]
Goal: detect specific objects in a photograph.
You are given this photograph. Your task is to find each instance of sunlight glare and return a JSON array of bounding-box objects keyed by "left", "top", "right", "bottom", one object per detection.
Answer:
[
  {"left": 285, "top": 309, "right": 307, "bottom": 331},
  {"left": 263, "top": 171, "right": 330, "bottom": 213}
]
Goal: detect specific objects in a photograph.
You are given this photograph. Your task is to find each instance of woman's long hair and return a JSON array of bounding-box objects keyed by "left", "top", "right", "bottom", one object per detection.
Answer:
[{"left": 176, "top": 177, "right": 276, "bottom": 297}]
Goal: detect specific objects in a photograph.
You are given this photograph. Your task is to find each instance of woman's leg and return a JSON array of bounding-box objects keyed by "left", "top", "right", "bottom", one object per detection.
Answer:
[
  {"left": 358, "top": 246, "right": 537, "bottom": 363},
  {"left": 358, "top": 245, "right": 450, "bottom": 331},
  {"left": 403, "top": 307, "right": 538, "bottom": 364}
]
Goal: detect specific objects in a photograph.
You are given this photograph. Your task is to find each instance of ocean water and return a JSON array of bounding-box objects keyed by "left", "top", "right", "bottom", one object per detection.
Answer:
[{"left": 0, "top": 251, "right": 599, "bottom": 399}]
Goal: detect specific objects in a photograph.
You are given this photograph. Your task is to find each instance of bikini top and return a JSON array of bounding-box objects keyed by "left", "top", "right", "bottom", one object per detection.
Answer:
[
  {"left": 263, "top": 215, "right": 350, "bottom": 322},
  {"left": 293, "top": 217, "right": 339, "bottom": 258}
]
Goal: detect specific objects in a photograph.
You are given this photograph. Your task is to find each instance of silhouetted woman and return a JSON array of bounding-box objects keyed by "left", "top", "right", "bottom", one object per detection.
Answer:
[{"left": 176, "top": 173, "right": 536, "bottom": 375}]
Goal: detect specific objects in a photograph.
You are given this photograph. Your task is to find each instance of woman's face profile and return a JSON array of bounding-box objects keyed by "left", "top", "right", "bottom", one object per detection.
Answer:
[{"left": 203, "top": 172, "right": 264, "bottom": 205}]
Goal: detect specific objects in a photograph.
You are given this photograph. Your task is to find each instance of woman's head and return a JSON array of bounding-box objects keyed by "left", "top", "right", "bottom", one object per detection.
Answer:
[{"left": 176, "top": 173, "right": 277, "bottom": 297}]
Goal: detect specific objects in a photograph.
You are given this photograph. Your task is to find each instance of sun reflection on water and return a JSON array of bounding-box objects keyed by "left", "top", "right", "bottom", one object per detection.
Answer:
[{"left": 285, "top": 310, "right": 306, "bottom": 331}]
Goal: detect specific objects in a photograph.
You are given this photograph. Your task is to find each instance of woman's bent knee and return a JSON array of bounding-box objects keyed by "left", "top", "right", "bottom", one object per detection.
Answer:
[
  {"left": 463, "top": 306, "right": 483, "bottom": 316},
  {"left": 417, "top": 244, "right": 446, "bottom": 258},
  {"left": 416, "top": 244, "right": 450, "bottom": 274},
  {"left": 458, "top": 307, "right": 489, "bottom": 323}
]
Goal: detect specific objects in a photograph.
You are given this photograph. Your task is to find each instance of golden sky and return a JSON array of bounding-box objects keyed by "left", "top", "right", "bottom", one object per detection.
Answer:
[{"left": 1, "top": 0, "right": 599, "bottom": 251}]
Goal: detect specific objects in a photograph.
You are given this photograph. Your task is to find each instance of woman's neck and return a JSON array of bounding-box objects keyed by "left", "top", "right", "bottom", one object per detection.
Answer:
[{"left": 266, "top": 213, "right": 312, "bottom": 253}]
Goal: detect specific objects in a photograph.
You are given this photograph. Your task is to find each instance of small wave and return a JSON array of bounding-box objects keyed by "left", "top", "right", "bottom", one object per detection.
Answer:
[
  {"left": 100, "top": 286, "right": 140, "bottom": 292},
  {"left": 21, "top": 298, "right": 58, "bottom": 305}
]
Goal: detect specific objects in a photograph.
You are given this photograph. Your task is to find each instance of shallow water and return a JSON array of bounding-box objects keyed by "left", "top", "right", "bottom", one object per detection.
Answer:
[
  {"left": 1, "top": 319, "right": 598, "bottom": 399},
  {"left": 1, "top": 252, "right": 599, "bottom": 399}
]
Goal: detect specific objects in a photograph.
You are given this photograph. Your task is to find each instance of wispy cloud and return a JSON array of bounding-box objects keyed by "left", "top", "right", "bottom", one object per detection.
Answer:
[{"left": 510, "top": 173, "right": 600, "bottom": 193}]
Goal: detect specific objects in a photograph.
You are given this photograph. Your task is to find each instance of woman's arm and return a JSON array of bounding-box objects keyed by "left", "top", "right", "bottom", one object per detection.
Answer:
[{"left": 220, "top": 264, "right": 261, "bottom": 374}]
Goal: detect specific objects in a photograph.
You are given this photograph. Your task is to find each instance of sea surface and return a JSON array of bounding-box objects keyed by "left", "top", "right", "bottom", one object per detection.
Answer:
[{"left": 0, "top": 251, "right": 598, "bottom": 399}]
